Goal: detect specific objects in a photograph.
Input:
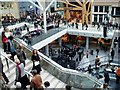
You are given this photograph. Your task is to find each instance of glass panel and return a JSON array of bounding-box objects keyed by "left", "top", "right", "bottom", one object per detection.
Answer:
[
  {"left": 94, "top": 6, "right": 98, "bottom": 12},
  {"left": 13, "top": 38, "right": 103, "bottom": 89},
  {"left": 99, "top": 14, "right": 103, "bottom": 23},
  {"left": 94, "top": 14, "right": 97, "bottom": 23},
  {"left": 99, "top": 6, "right": 103, "bottom": 12},
  {"left": 105, "top": 6, "right": 109, "bottom": 12}
]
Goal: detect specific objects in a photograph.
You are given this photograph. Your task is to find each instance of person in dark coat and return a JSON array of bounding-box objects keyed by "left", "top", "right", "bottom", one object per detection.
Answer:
[
  {"left": 31, "top": 49, "right": 42, "bottom": 74},
  {"left": 16, "top": 44, "right": 26, "bottom": 66},
  {"left": 88, "top": 65, "right": 93, "bottom": 74},
  {"left": 96, "top": 48, "right": 99, "bottom": 55},
  {"left": 104, "top": 69, "right": 110, "bottom": 84},
  {"left": 113, "top": 37, "right": 118, "bottom": 48},
  {"left": 0, "top": 56, "right": 9, "bottom": 84},
  {"left": 111, "top": 48, "right": 115, "bottom": 60}
]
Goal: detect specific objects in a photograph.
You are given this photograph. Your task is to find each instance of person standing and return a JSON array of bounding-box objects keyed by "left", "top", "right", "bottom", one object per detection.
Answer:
[
  {"left": 104, "top": 69, "right": 110, "bottom": 84},
  {"left": 111, "top": 48, "right": 115, "bottom": 61},
  {"left": 30, "top": 69, "right": 43, "bottom": 90},
  {"left": 86, "top": 51, "right": 89, "bottom": 58},
  {"left": 75, "top": 22, "right": 78, "bottom": 29},
  {"left": 31, "top": 49, "right": 42, "bottom": 74},
  {"left": 72, "top": 21, "right": 74, "bottom": 28}
]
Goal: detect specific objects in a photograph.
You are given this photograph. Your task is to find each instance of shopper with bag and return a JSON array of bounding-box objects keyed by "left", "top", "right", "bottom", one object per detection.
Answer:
[{"left": 31, "top": 49, "right": 42, "bottom": 74}]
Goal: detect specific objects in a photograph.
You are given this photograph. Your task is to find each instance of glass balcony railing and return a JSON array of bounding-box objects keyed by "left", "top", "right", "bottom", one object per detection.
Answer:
[
  {"left": 14, "top": 38, "right": 102, "bottom": 89},
  {"left": 30, "top": 27, "right": 66, "bottom": 45}
]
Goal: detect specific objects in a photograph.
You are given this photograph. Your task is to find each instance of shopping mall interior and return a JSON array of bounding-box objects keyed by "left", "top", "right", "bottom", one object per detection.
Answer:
[{"left": 0, "top": 0, "right": 120, "bottom": 89}]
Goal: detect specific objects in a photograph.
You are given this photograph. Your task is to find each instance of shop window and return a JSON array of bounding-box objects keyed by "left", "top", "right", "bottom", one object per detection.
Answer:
[
  {"left": 94, "top": 14, "right": 97, "bottom": 23},
  {"left": 94, "top": 6, "right": 98, "bottom": 12},
  {"left": 105, "top": 6, "right": 109, "bottom": 12},
  {"left": 99, "top": 14, "right": 103, "bottom": 23},
  {"left": 99, "top": 6, "right": 103, "bottom": 12}
]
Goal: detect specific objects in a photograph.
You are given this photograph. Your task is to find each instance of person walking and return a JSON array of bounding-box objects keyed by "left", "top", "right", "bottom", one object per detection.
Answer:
[
  {"left": 31, "top": 49, "right": 42, "bottom": 74},
  {"left": 110, "top": 48, "right": 115, "bottom": 61},
  {"left": 115, "top": 67, "right": 120, "bottom": 84},
  {"left": 16, "top": 44, "right": 26, "bottom": 66},
  {"left": 30, "top": 69, "right": 43, "bottom": 90},
  {"left": 104, "top": 69, "right": 110, "bottom": 84},
  {"left": 95, "top": 55, "right": 100, "bottom": 67},
  {"left": 113, "top": 37, "right": 118, "bottom": 48},
  {"left": 15, "top": 60, "right": 29, "bottom": 89},
  {"left": 96, "top": 48, "right": 99, "bottom": 55},
  {"left": 8, "top": 36, "right": 16, "bottom": 61},
  {"left": 1, "top": 31, "right": 8, "bottom": 53},
  {"left": 0, "top": 73, "right": 5, "bottom": 88},
  {"left": 88, "top": 65, "right": 93, "bottom": 74},
  {"left": 0, "top": 57, "right": 9, "bottom": 84}
]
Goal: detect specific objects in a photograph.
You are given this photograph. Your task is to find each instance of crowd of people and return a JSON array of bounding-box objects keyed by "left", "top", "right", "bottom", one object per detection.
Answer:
[{"left": 0, "top": 26, "right": 48, "bottom": 89}]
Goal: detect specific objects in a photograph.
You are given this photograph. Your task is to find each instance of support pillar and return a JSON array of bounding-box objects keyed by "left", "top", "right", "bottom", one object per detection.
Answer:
[
  {"left": 92, "top": 6, "right": 94, "bottom": 22},
  {"left": 45, "top": 45, "right": 49, "bottom": 56},
  {"left": 86, "top": 37, "right": 89, "bottom": 50},
  {"left": 43, "top": 11, "right": 47, "bottom": 33},
  {"left": 114, "top": 8, "right": 116, "bottom": 16},
  {"left": 59, "top": 38, "right": 62, "bottom": 47}
]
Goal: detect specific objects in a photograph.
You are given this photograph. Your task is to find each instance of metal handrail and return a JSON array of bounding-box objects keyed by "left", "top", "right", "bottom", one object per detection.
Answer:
[
  {"left": 0, "top": 52, "right": 33, "bottom": 77},
  {"left": 14, "top": 38, "right": 103, "bottom": 87}
]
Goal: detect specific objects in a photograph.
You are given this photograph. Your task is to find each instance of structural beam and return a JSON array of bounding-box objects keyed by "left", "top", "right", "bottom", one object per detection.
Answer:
[
  {"left": 28, "top": 0, "right": 43, "bottom": 11},
  {"left": 36, "top": 0, "right": 44, "bottom": 10},
  {"left": 45, "top": 0, "right": 56, "bottom": 12},
  {"left": 43, "top": 11, "right": 47, "bottom": 33}
]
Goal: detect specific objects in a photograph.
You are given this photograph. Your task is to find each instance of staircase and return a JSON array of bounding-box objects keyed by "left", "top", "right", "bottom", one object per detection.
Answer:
[{"left": 0, "top": 48, "right": 66, "bottom": 88}]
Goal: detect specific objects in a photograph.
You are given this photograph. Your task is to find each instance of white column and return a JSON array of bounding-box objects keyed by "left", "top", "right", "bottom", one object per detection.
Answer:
[
  {"left": 43, "top": 11, "right": 47, "bottom": 33},
  {"left": 103, "top": 14, "right": 104, "bottom": 22},
  {"left": 54, "top": 0, "right": 57, "bottom": 10},
  {"left": 103, "top": 6, "right": 105, "bottom": 12},
  {"left": 97, "top": 6, "right": 99, "bottom": 22},
  {"left": 45, "top": 45, "right": 49, "bottom": 56},
  {"left": 97, "top": 15, "right": 99, "bottom": 22},
  {"left": 98, "top": 6, "right": 99, "bottom": 12},
  {"left": 92, "top": 6, "right": 94, "bottom": 22},
  {"left": 86, "top": 37, "right": 89, "bottom": 50},
  {"left": 59, "top": 38, "right": 62, "bottom": 46},
  {"left": 114, "top": 8, "right": 116, "bottom": 16}
]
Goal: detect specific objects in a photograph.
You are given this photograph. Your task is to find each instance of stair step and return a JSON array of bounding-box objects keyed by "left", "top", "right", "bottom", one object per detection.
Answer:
[
  {"left": 3, "top": 62, "right": 15, "bottom": 74},
  {"left": 41, "top": 72, "right": 50, "bottom": 81},
  {"left": 43, "top": 74, "right": 55, "bottom": 83},
  {"left": 55, "top": 81, "right": 66, "bottom": 88},
  {"left": 48, "top": 78, "right": 60, "bottom": 88}
]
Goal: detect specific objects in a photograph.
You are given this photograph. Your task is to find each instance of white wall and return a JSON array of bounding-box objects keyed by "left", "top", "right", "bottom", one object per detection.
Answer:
[{"left": 0, "top": 2, "right": 20, "bottom": 19}]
